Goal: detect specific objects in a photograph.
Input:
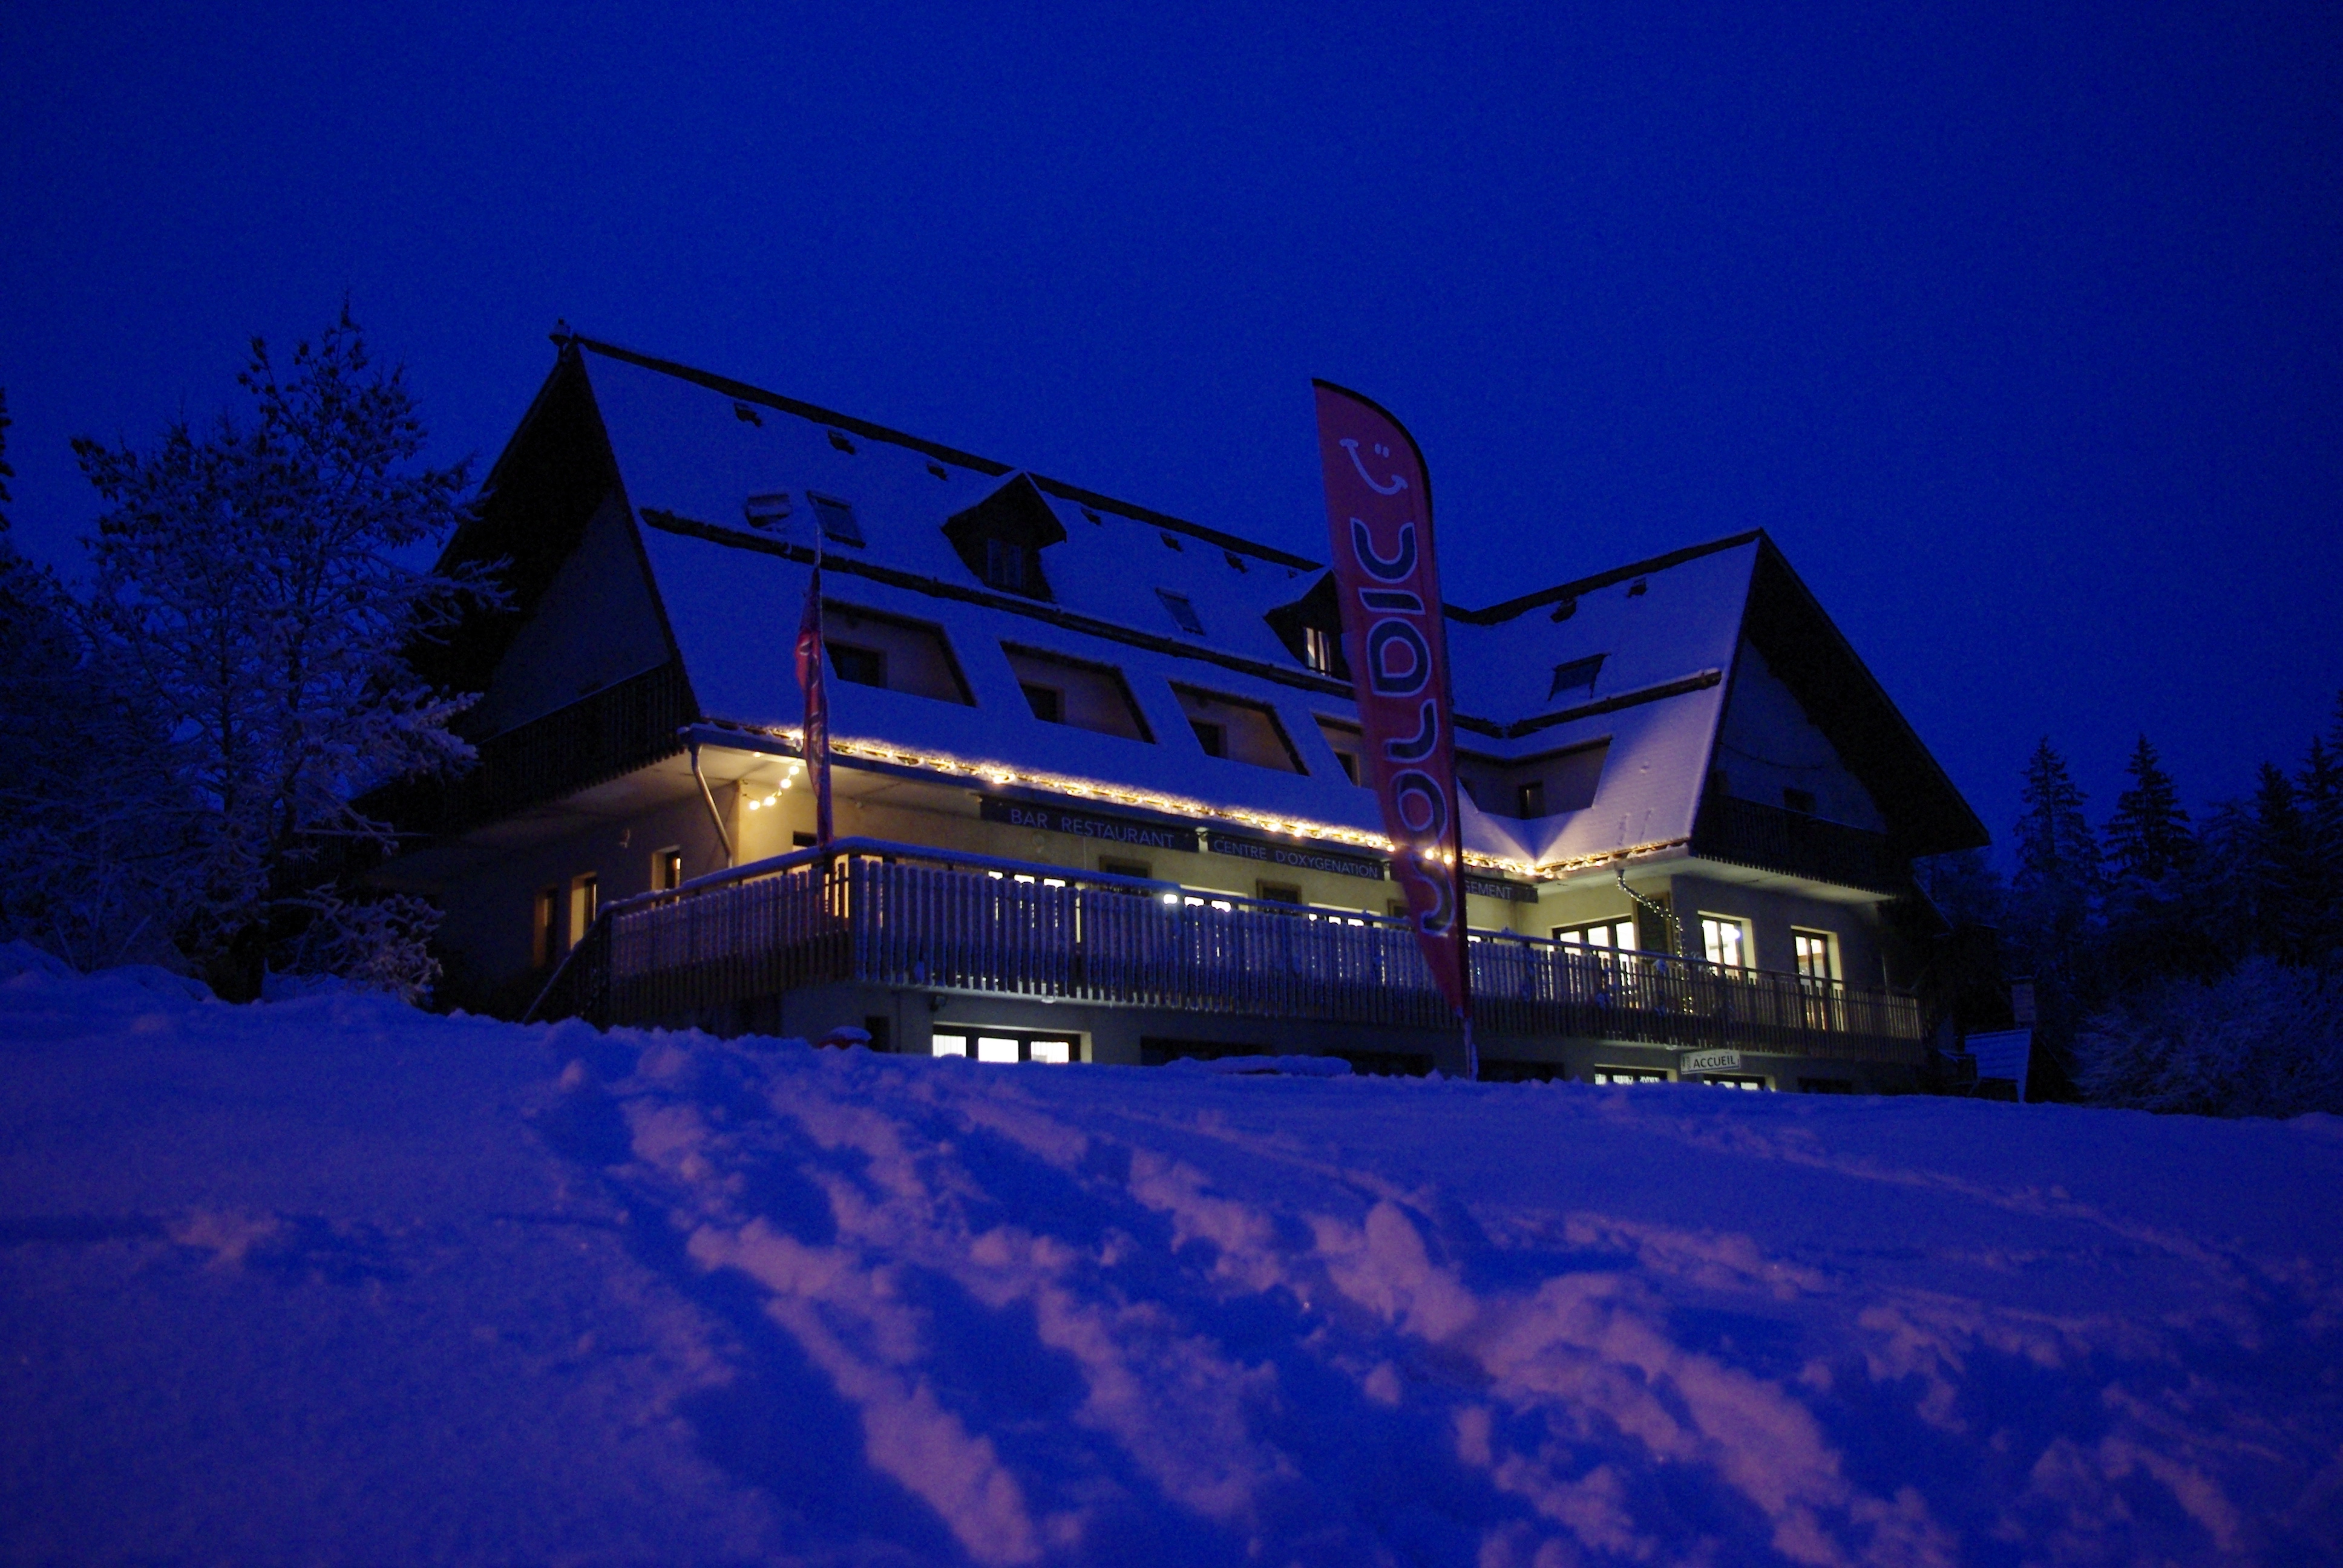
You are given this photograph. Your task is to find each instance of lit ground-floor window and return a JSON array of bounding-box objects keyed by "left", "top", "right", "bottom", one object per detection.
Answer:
[
  {"left": 931, "top": 1028, "right": 1080, "bottom": 1064},
  {"left": 1593, "top": 1067, "right": 1671, "bottom": 1084},
  {"left": 1693, "top": 1074, "right": 1770, "bottom": 1091}
]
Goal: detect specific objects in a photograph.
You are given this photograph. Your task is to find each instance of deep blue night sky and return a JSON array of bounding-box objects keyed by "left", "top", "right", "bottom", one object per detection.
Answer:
[{"left": 4, "top": 1, "right": 2338, "bottom": 855}]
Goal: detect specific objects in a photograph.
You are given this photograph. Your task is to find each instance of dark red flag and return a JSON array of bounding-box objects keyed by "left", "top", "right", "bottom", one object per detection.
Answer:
[
  {"left": 794, "top": 558, "right": 834, "bottom": 845},
  {"left": 1312, "top": 381, "right": 1473, "bottom": 1069}
]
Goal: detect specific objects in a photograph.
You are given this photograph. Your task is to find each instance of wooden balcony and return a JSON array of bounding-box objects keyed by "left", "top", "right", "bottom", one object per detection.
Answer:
[
  {"left": 1692, "top": 792, "right": 1906, "bottom": 893},
  {"left": 531, "top": 840, "right": 1927, "bottom": 1065}
]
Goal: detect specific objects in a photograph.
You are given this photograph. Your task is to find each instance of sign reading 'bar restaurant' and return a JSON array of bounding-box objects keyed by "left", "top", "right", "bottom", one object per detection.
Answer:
[{"left": 978, "top": 795, "right": 1192, "bottom": 852}]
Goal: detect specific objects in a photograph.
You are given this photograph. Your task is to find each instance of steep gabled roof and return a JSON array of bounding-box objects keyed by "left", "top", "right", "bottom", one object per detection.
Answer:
[{"left": 441, "top": 334, "right": 1985, "bottom": 873}]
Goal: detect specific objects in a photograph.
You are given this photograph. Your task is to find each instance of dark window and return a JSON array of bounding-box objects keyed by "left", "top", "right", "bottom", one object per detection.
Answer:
[
  {"left": 655, "top": 848, "right": 683, "bottom": 891},
  {"left": 1191, "top": 719, "right": 1227, "bottom": 757},
  {"left": 1021, "top": 683, "right": 1063, "bottom": 724},
  {"left": 863, "top": 1015, "right": 892, "bottom": 1053},
  {"left": 1099, "top": 857, "right": 1152, "bottom": 880},
  {"left": 1548, "top": 655, "right": 1605, "bottom": 701},
  {"left": 1224, "top": 550, "right": 1248, "bottom": 573},
  {"left": 1549, "top": 596, "right": 1578, "bottom": 622},
  {"left": 926, "top": 460, "right": 948, "bottom": 479},
  {"left": 1332, "top": 749, "right": 1358, "bottom": 783},
  {"left": 792, "top": 832, "right": 817, "bottom": 848},
  {"left": 829, "top": 643, "right": 886, "bottom": 687},
  {"left": 1627, "top": 578, "right": 1647, "bottom": 597},
  {"left": 1516, "top": 779, "right": 1547, "bottom": 818},
  {"left": 1159, "top": 531, "right": 1184, "bottom": 551},
  {"left": 1257, "top": 881, "right": 1302, "bottom": 904},
  {"left": 984, "top": 537, "right": 1037, "bottom": 594},
  {"left": 742, "top": 492, "right": 790, "bottom": 531},
  {"left": 1158, "top": 589, "right": 1205, "bottom": 636},
  {"left": 532, "top": 887, "right": 560, "bottom": 969},
  {"left": 810, "top": 494, "right": 864, "bottom": 547},
  {"left": 1783, "top": 787, "right": 1816, "bottom": 815},
  {"left": 827, "top": 430, "right": 856, "bottom": 452}
]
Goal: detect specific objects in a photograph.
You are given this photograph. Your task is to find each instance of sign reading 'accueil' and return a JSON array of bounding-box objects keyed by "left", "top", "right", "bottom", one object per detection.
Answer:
[{"left": 1312, "top": 381, "right": 1473, "bottom": 1040}]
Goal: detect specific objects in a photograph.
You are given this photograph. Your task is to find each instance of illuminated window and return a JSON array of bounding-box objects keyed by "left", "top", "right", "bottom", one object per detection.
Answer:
[
  {"left": 653, "top": 848, "right": 683, "bottom": 892},
  {"left": 1593, "top": 1067, "right": 1670, "bottom": 1085},
  {"left": 935, "top": 1027, "right": 1080, "bottom": 1065},
  {"left": 1303, "top": 626, "right": 1335, "bottom": 673},
  {"left": 1700, "top": 916, "right": 1749, "bottom": 970},
  {"left": 1695, "top": 1075, "right": 1769, "bottom": 1091},
  {"left": 568, "top": 874, "right": 598, "bottom": 950},
  {"left": 1555, "top": 918, "right": 1637, "bottom": 952},
  {"left": 1792, "top": 929, "right": 1838, "bottom": 981}
]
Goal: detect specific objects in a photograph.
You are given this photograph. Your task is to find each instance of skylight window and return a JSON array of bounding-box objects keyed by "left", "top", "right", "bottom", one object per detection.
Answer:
[
  {"left": 926, "top": 460, "right": 949, "bottom": 480},
  {"left": 732, "top": 402, "right": 762, "bottom": 425},
  {"left": 1224, "top": 550, "right": 1248, "bottom": 573},
  {"left": 827, "top": 430, "right": 857, "bottom": 453},
  {"left": 1548, "top": 654, "right": 1605, "bottom": 701},
  {"left": 742, "top": 492, "right": 791, "bottom": 531},
  {"left": 1159, "top": 531, "right": 1184, "bottom": 552},
  {"left": 1157, "top": 589, "right": 1205, "bottom": 636},
  {"left": 810, "top": 494, "right": 865, "bottom": 547}
]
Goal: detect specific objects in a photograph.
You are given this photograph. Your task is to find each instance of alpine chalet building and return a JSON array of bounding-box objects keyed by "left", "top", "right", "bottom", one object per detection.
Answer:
[{"left": 379, "top": 334, "right": 1988, "bottom": 1088}]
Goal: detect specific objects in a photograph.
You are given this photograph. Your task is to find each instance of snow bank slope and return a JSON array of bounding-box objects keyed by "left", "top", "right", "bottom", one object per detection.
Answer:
[{"left": 4, "top": 958, "right": 2341, "bottom": 1566}]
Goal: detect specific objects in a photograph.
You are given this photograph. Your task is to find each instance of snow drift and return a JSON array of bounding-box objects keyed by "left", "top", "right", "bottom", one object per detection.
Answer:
[{"left": 4, "top": 948, "right": 2340, "bottom": 1565}]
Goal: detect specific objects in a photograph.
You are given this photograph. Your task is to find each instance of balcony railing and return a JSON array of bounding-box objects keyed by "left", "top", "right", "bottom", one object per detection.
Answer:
[
  {"left": 372, "top": 662, "right": 695, "bottom": 837},
  {"left": 529, "top": 838, "right": 1925, "bottom": 1064},
  {"left": 1693, "top": 793, "right": 1904, "bottom": 893}
]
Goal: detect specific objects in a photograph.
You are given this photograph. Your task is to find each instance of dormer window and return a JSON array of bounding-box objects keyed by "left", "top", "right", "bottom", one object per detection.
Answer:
[
  {"left": 1264, "top": 573, "right": 1349, "bottom": 680},
  {"left": 1303, "top": 626, "right": 1335, "bottom": 674},
  {"left": 942, "top": 473, "right": 1065, "bottom": 603},
  {"left": 986, "top": 537, "right": 1039, "bottom": 594}
]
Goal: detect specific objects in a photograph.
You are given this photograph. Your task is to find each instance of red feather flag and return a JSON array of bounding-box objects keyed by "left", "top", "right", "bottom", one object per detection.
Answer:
[
  {"left": 1311, "top": 381, "right": 1475, "bottom": 1076},
  {"left": 793, "top": 558, "right": 834, "bottom": 845}
]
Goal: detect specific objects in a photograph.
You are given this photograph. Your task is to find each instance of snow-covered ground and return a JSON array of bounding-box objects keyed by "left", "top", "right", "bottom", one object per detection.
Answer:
[{"left": 4, "top": 951, "right": 2340, "bottom": 1566}]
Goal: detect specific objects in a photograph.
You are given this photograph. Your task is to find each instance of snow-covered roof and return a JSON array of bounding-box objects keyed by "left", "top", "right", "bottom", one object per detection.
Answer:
[{"left": 539, "top": 336, "right": 1972, "bottom": 869}]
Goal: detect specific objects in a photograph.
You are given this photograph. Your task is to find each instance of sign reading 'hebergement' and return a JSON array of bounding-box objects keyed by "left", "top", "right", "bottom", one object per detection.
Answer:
[
  {"left": 978, "top": 795, "right": 1193, "bottom": 852},
  {"left": 1204, "top": 831, "right": 1388, "bottom": 882}
]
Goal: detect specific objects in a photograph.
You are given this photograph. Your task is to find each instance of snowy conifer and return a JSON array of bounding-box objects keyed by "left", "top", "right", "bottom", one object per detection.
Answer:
[
  {"left": 2105, "top": 736, "right": 2192, "bottom": 888},
  {"left": 73, "top": 312, "right": 495, "bottom": 998},
  {"left": 0, "top": 391, "right": 185, "bottom": 968},
  {"left": 2008, "top": 740, "right": 2102, "bottom": 1093}
]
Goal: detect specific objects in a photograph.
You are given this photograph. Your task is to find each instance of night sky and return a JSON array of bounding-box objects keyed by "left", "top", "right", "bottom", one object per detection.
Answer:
[{"left": 4, "top": 1, "right": 2338, "bottom": 856}]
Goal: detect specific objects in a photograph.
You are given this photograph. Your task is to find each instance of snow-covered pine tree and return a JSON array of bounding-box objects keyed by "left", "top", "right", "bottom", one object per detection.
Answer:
[
  {"left": 2099, "top": 735, "right": 2215, "bottom": 988},
  {"left": 2250, "top": 762, "right": 2322, "bottom": 967},
  {"left": 2105, "top": 736, "right": 2192, "bottom": 887},
  {"left": 2009, "top": 739, "right": 2102, "bottom": 1096},
  {"left": 2298, "top": 702, "right": 2343, "bottom": 962},
  {"left": 0, "top": 391, "right": 183, "bottom": 968},
  {"left": 73, "top": 312, "right": 496, "bottom": 999}
]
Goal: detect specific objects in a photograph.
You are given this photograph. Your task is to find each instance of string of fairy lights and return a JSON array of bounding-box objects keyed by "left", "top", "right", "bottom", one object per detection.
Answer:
[{"left": 715, "top": 725, "right": 1677, "bottom": 883}]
